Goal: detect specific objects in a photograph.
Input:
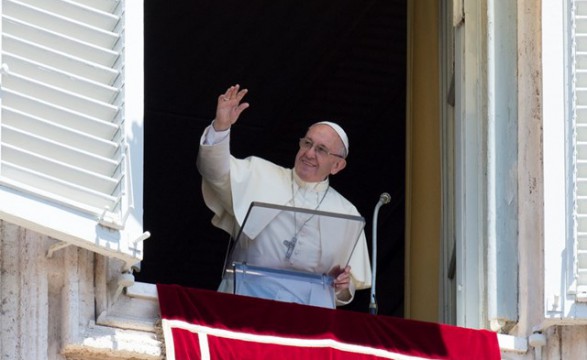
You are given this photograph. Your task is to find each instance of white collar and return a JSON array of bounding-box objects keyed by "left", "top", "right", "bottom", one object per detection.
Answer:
[{"left": 292, "top": 170, "right": 329, "bottom": 193}]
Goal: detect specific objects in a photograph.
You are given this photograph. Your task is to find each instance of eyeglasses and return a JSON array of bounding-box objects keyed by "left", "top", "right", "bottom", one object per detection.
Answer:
[{"left": 299, "top": 138, "right": 345, "bottom": 159}]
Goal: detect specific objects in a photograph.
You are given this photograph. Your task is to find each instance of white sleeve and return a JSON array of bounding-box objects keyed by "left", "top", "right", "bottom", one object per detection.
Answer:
[{"left": 201, "top": 122, "right": 230, "bottom": 145}]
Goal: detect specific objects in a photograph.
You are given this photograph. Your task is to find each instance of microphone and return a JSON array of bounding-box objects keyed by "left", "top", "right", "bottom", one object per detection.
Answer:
[
  {"left": 379, "top": 193, "right": 391, "bottom": 205},
  {"left": 369, "top": 192, "right": 391, "bottom": 315}
]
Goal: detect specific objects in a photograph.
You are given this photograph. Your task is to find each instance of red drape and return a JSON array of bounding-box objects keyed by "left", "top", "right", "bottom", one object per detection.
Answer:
[{"left": 157, "top": 284, "right": 501, "bottom": 360}]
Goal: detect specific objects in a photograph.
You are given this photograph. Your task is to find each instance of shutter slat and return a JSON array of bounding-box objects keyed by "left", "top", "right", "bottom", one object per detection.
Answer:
[
  {"left": 2, "top": 15, "right": 119, "bottom": 66},
  {"left": 3, "top": 73, "right": 119, "bottom": 120},
  {"left": 2, "top": 124, "right": 119, "bottom": 174},
  {"left": 4, "top": 0, "right": 120, "bottom": 48},
  {"left": 3, "top": 34, "right": 119, "bottom": 84},
  {"left": 3, "top": 107, "right": 118, "bottom": 158},
  {"left": 71, "top": 0, "right": 121, "bottom": 15},
  {"left": 2, "top": 143, "right": 120, "bottom": 195},
  {"left": 2, "top": 89, "right": 119, "bottom": 138},
  {"left": 1, "top": 162, "right": 117, "bottom": 210},
  {"left": 3, "top": 52, "right": 119, "bottom": 101},
  {"left": 14, "top": 0, "right": 120, "bottom": 30}
]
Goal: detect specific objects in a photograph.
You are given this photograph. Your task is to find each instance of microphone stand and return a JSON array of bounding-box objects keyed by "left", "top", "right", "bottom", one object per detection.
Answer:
[{"left": 369, "top": 192, "right": 391, "bottom": 315}]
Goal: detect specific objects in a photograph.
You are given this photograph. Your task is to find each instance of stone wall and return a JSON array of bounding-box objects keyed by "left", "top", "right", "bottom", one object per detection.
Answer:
[{"left": 0, "top": 220, "right": 163, "bottom": 360}]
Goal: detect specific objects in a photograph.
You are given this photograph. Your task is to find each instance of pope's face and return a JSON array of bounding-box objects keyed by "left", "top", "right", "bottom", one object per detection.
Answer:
[{"left": 294, "top": 124, "right": 347, "bottom": 182}]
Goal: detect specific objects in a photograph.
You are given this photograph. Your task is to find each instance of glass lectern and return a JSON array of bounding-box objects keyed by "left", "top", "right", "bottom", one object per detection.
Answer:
[{"left": 222, "top": 201, "right": 365, "bottom": 309}]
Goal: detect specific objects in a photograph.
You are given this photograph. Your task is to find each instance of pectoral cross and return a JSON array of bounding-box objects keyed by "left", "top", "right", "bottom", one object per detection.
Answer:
[{"left": 283, "top": 236, "right": 297, "bottom": 260}]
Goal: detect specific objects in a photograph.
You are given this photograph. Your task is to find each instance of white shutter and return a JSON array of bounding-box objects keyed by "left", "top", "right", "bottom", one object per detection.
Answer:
[
  {"left": 543, "top": 0, "right": 587, "bottom": 320},
  {"left": 574, "top": 0, "right": 587, "bottom": 301},
  {"left": 0, "top": 0, "right": 147, "bottom": 268}
]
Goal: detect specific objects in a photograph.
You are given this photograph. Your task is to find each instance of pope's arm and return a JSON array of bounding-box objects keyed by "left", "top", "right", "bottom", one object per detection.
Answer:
[
  {"left": 197, "top": 125, "right": 238, "bottom": 234},
  {"left": 196, "top": 85, "right": 250, "bottom": 234}
]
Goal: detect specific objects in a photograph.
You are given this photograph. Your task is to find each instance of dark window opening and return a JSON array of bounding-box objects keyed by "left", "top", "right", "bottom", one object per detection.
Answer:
[{"left": 139, "top": 0, "right": 406, "bottom": 317}]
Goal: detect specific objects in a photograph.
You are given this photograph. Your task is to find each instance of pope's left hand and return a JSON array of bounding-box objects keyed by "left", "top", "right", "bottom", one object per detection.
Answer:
[{"left": 333, "top": 265, "right": 351, "bottom": 291}]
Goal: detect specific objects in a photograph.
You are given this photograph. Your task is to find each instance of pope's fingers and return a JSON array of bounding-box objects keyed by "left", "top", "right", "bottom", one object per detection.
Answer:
[
  {"left": 236, "top": 88, "right": 248, "bottom": 98},
  {"left": 228, "top": 84, "right": 241, "bottom": 98},
  {"left": 219, "top": 85, "right": 235, "bottom": 100},
  {"left": 233, "top": 103, "right": 250, "bottom": 116},
  {"left": 336, "top": 274, "right": 350, "bottom": 284},
  {"left": 339, "top": 266, "right": 350, "bottom": 277},
  {"left": 219, "top": 85, "right": 247, "bottom": 103},
  {"left": 334, "top": 280, "right": 350, "bottom": 291}
]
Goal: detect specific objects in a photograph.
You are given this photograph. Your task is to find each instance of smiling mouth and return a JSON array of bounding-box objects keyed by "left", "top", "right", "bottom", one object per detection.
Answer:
[{"left": 300, "top": 158, "right": 316, "bottom": 167}]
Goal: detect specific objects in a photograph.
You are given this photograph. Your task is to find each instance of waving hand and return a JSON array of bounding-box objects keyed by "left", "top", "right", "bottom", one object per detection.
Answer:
[{"left": 213, "top": 84, "right": 250, "bottom": 131}]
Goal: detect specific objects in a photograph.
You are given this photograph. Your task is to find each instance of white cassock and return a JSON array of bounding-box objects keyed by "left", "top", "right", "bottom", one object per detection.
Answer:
[{"left": 197, "top": 125, "right": 372, "bottom": 307}]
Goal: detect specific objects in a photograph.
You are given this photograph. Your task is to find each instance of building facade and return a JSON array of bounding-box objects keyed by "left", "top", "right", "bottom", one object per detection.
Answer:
[{"left": 1, "top": 0, "right": 585, "bottom": 359}]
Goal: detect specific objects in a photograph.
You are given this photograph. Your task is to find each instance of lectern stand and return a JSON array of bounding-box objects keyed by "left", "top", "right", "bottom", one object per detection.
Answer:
[{"left": 222, "top": 201, "right": 365, "bottom": 308}]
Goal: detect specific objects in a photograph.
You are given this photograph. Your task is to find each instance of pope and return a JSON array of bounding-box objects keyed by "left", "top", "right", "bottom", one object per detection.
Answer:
[{"left": 196, "top": 84, "right": 372, "bottom": 307}]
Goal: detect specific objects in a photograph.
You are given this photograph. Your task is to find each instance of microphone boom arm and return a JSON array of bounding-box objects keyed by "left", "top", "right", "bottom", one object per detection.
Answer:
[{"left": 369, "top": 192, "right": 391, "bottom": 315}]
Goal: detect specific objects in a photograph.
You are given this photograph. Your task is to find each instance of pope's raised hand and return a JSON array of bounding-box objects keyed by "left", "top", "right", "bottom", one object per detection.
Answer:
[{"left": 213, "top": 84, "right": 249, "bottom": 131}]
